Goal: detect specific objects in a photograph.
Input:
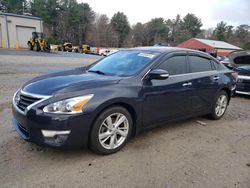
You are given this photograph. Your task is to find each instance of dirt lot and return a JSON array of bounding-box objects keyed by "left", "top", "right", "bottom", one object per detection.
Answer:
[{"left": 0, "top": 49, "right": 249, "bottom": 188}]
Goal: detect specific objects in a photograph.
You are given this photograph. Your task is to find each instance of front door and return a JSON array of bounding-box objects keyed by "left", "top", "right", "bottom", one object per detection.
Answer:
[{"left": 142, "top": 54, "right": 193, "bottom": 127}]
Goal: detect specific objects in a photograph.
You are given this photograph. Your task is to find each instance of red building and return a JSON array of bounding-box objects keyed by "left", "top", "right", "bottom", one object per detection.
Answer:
[{"left": 177, "top": 38, "right": 242, "bottom": 57}]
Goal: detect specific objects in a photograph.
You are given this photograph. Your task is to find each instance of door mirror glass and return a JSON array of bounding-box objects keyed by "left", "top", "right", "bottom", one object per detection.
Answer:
[{"left": 148, "top": 69, "right": 169, "bottom": 80}]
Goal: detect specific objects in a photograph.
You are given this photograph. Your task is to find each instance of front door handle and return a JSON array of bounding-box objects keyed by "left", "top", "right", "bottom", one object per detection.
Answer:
[
  {"left": 182, "top": 82, "right": 192, "bottom": 87},
  {"left": 213, "top": 76, "right": 220, "bottom": 81}
]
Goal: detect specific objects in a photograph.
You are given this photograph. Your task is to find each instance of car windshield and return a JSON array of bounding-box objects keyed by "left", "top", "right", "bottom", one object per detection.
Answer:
[{"left": 88, "top": 50, "right": 159, "bottom": 76}]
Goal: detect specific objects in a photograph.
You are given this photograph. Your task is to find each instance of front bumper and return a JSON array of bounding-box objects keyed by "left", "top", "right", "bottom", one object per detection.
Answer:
[
  {"left": 236, "top": 75, "right": 250, "bottom": 95},
  {"left": 12, "top": 105, "right": 94, "bottom": 148}
]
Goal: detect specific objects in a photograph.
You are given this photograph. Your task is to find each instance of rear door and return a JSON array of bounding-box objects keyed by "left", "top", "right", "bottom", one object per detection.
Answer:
[
  {"left": 142, "top": 53, "right": 193, "bottom": 127},
  {"left": 187, "top": 54, "right": 220, "bottom": 113}
]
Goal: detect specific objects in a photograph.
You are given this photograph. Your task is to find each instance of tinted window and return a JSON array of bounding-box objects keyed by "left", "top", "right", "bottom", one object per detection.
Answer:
[
  {"left": 211, "top": 60, "right": 218, "bottom": 69},
  {"left": 158, "top": 56, "right": 187, "bottom": 75},
  {"left": 189, "top": 56, "right": 213, "bottom": 72}
]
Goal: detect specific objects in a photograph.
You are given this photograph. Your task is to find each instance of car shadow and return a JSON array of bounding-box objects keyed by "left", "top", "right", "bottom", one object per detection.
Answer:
[{"left": 4, "top": 116, "right": 212, "bottom": 163}]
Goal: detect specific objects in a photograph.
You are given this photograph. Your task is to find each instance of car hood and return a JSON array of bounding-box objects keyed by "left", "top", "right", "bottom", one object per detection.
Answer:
[
  {"left": 22, "top": 68, "right": 121, "bottom": 95},
  {"left": 236, "top": 65, "right": 250, "bottom": 76}
]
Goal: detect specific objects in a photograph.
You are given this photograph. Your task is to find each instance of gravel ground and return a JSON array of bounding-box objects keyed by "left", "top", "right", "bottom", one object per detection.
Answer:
[{"left": 0, "top": 49, "right": 249, "bottom": 188}]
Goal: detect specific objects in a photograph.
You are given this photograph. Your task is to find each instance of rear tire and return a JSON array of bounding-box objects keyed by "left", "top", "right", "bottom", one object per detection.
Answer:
[
  {"left": 210, "top": 91, "right": 228, "bottom": 120},
  {"left": 90, "top": 106, "right": 132, "bottom": 155}
]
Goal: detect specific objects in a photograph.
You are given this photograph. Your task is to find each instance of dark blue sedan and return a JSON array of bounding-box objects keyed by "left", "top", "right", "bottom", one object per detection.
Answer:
[{"left": 12, "top": 47, "right": 235, "bottom": 154}]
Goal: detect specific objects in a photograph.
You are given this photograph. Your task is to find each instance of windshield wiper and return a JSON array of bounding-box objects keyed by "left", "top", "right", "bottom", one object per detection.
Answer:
[{"left": 88, "top": 70, "right": 106, "bottom": 75}]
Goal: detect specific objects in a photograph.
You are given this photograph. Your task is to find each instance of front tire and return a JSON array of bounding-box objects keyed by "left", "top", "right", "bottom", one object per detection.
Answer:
[
  {"left": 90, "top": 106, "right": 132, "bottom": 155},
  {"left": 210, "top": 91, "right": 228, "bottom": 120}
]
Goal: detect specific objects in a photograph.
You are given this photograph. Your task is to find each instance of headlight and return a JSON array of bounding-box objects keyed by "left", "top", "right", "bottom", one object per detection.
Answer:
[
  {"left": 43, "top": 94, "right": 94, "bottom": 114},
  {"left": 14, "top": 89, "right": 21, "bottom": 106}
]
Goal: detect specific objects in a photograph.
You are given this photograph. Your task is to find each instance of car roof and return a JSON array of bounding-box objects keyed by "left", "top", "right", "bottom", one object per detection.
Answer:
[{"left": 127, "top": 46, "right": 204, "bottom": 54}]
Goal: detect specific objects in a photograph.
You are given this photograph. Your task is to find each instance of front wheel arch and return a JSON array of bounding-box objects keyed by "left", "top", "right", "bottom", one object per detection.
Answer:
[
  {"left": 89, "top": 105, "right": 133, "bottom": 154},
  {"left": 88, "top": 102, "right": 138, "bottom": 146}
]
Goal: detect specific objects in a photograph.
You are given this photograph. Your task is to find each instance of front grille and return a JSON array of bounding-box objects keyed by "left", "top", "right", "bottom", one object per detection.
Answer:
[
  {"left": 242, "top": 79, "right": 250, "bottom": 84},
  {"left": 238, "top": 72, "right": 250, "bottom": 76},
  {"left": 236, "top": 83, "right": 250, "bottom": 92},
  {"left": 17, "top": 94, "right": 41, "bottom": 112}
]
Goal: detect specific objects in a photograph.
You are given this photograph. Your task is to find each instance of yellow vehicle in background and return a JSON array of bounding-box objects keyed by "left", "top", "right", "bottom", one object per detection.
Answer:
[
  {"left": 27, "top": 32, "right": 50, "bottom": 52},
  {"left": 62, "top": 42, "right": 73, "bottom": 52},
  {"left": 57, "top": 41, "right": 73, "bottom": 52},
  {"left": 81, "top": 44, "right": 91, "bottom": 54}
]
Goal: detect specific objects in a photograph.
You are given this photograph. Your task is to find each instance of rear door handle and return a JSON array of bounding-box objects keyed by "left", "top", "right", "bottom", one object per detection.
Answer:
[
  {"left": 182, "top": 82, "right": 192, "bottom": 87},
  {"left": 213, "top": 76, "right": 220, "bottom": 81}
]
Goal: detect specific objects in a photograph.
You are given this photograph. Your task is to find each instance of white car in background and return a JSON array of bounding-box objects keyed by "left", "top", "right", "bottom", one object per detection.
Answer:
[
  {"left": 99, "top": 48, "right": 110, "bottom": 56},
  {"left": 107, "top": 49, "right": 119, "bottom": 56}
]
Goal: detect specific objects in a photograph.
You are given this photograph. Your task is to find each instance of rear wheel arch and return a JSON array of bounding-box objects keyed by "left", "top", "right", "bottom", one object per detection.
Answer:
[
  {"left": 220, "top": 87, "right": 231, "bottom": 101},
  {"left": 210, "top": 90, "right": 229, "bottom": 120}
]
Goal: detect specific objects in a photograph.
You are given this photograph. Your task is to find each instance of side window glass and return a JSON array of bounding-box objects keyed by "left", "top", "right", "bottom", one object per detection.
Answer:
[
  {"left": 189, "top": 56, "right": 213, "bottom": 72},
  {"left": 158, "top": 56, "right": 187, "bottom": 75}
]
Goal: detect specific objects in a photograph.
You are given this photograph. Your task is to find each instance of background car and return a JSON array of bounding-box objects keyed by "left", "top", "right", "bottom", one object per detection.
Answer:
[{"left": 228, "top": 50, "right": 250, "bottom": 95}]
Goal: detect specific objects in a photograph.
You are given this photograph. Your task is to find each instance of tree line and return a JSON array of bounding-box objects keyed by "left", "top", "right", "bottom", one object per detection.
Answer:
[{"left": 1, "top": 0, "right": 250, "bottom": 49}]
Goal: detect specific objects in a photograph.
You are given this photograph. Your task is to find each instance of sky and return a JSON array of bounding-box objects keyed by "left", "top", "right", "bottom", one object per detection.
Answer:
[{"left": 78, "top": 0, "right": 250, "bottom": 29}]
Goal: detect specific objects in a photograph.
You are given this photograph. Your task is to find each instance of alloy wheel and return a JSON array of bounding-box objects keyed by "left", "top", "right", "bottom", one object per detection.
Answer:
[
  {"left": 215, "top": 94, "right": 228, "bottom": 117},
  {"left": 98, "top": 113, "right": 129, "bottom": 150}
]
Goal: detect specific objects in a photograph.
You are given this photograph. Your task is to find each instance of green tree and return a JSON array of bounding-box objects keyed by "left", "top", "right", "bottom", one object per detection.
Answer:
[
  {"left": 244, "top": 42, "right": 250, "bottom": 50},
  {"left": 56, "top": 0, "right": 79, "bottom": 43},
  {"left": 235, "top": 24, "right": 250, "bottom": 47},
  {"left": 166, "top": 14, "right": 183, "bottom": 45},
  {"left": 0, "top": 0, "right": 28, "bottom": 14},
  {"left": 213, "top": 21, "right": 227, "bottom": 41},
  {"left": 111, "top": 12, "right": 130, "bottom": 47},
  {"left": 31, "top": 0, "right": 60, "bottom": 40},
  {"left": 132, "top": 22, "right": 145, "bottom": 46},
  {"left": 58, "top": 1, "right": 95, "bottom": 44},
  {"left": 182, "top": 13, "right": 202, "bottom": 37},
  {"left": 0, "top": 0, "right": 8, "bottom": 12},
  {"left": 31, "top": 0, "right": 60, "bottom": 24},
  {"left": 77, "top": 3, "right": 95, "bottom": 44},
  {"left": 225, "top": 25, "right": 234, "bottom": 41},
  {"left": 89, "top": 14, "right": 110, "bottom": 47},
  {"left": 145, "top": 18, "right": 169, "bottom": 45}
]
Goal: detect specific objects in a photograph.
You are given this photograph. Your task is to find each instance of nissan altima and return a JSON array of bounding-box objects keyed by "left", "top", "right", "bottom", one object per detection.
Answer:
[{"left": 12, "top": 47, "right": 235, "bottom": 154}]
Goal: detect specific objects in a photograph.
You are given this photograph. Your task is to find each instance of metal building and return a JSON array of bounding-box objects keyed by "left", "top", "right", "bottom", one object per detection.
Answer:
[
  {"left": 0, "top": 13, "right": 43, "bottom": 49},
  {"left": 177, "top": 38, "right": 242, "bottom": 56}
]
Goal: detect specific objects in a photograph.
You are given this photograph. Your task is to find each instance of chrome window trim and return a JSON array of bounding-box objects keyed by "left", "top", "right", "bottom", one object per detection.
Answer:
[
  {"left": 13, "top": 89, "right": 51, "bottom": 115},
  {"left": 142, "top": 70, "right": 217, "bottom": 80},
  {"left": 141, "top": 69, "right": 151, "bottom": 81},
  {"left": 168, "top": 70, "right": 217, "bottom": 78}
]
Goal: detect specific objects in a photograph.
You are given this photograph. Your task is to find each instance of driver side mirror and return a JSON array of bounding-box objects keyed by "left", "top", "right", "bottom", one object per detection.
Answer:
[{"left": 148, "top": 69, "right": 169, "bottom": 80}]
